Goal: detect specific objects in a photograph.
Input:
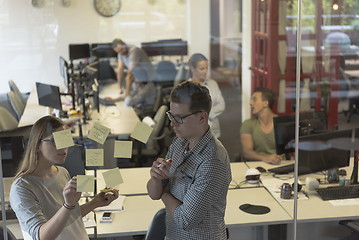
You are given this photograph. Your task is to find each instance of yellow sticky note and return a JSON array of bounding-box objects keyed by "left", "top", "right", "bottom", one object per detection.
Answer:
[
  {"left": 114, "top": 141, "right": 133, "bottom": 158},
  {"left": 88, "top": 122, "right": 111, "bottom": 145},
  {"left": 102, "top": 168, "right": 123, "bottom": 188},
  {"left": 77, "top": 175, "right": 95, "bottom": 192},
  {"left": 86, "top": 149, "right": 104, "bottom": 166},
  {"left": 52, "top": 129, "right": 74, "bottom": 149},
  {"left": 130, "top": 122, "right": 153, "bottom": 144}
]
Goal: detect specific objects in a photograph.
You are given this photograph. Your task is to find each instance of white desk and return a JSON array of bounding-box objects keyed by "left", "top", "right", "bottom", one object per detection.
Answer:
[
  {"left": 95, "top": 162, "right": 250, "bottom": 196},
  {"left": 225, "top": 188, "right": 292, "bottom": 227},
  {"left": 94, "top": 195, "right": 164, "bottom": 238},
  {"left": 18, "top": 83, "right": 139, "bottom": 136},
  {"left": 96, "top": 167, "right": 151, "bottom": 196}
]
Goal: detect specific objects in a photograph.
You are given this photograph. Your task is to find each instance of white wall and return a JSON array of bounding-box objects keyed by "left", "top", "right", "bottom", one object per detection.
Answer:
[{"left": 0, "top": 0, "right": 187, "bottom": 93}]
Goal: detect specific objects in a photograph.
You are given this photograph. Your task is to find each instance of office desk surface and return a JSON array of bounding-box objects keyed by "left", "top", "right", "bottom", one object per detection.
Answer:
[
  {"left": 225, "top": 188, "right": 292, "bottom": 227},
  {"left": 96, "top": 162, "right": 250, "bottom": 196},
  {"left": 18, "top": 84, "right": 139, "bottom": 136},
  {"left": 95, "top": 195, "right": 164, "bottom": 237},
  {"left": 246, "top": 159, "right": 359, "bottom": 222}
]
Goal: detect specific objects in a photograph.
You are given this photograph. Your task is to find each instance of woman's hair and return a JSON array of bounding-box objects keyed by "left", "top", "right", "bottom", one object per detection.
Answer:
[
  {"left": 187, "top": 53, "right": 208, "bottom": 79},
  {"left": 15, "top": 115, "right": 64, "bottom": 178},
  {"left": 170, "top": 80, "right": 212, "bottom": 114}
]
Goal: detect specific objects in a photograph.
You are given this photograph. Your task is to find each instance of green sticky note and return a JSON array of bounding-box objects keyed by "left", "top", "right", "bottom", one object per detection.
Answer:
[
  {"left": 77, "top": 175, "right": 95, "bottom": 192},
  {"left": 114, "top": 141, "right": 133, "bottom": 158},
  {"left": 88, "top": 122, "right": 111, "bottom": 145},
  {"left": 130, "top": 122, "right": 153, "bottom": 144},
  {"left": 102, "top": 168, "right": 123, "bottom": 188},
  {"left": 52, "top": 129, "right": 74, "bottom": 149},
  {"left": 86, "top": 149, "right": 104, "bottom": 166}
]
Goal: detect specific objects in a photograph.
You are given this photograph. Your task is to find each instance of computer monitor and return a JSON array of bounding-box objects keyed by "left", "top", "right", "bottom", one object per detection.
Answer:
[
  {"left": 36, "top": 82, "right": 62, "bottom": 111},
  {"left": 91, "top": 43, "right": 117, "bottom": 58},
  {"left": 274, "top": 111, "right": 327, "bottom": 157},
  {"left": 69, "top": 43, "right": 90, "bottom": 60},
  {"left": 297, "top": 129, "right": 352, "bottom": 174},
  {"left": 59, "top": 56, "right": 69, "bottom": 89}
]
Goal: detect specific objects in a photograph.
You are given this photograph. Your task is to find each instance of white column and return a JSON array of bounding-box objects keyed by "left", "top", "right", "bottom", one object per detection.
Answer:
[
  {"left": 241, "top": 0, "right": 252, "bottom": 121},
  {"left": 186, "top": 0, "right": 211, "bottom": 60}
]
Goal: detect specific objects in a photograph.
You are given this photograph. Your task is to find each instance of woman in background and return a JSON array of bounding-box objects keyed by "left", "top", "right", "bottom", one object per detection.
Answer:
[
  {"left": 10, "top": 115, "right": 118, "bottom": 240},
  {"left": 187, "top": 53, "right": 225, "bottom": 138}
]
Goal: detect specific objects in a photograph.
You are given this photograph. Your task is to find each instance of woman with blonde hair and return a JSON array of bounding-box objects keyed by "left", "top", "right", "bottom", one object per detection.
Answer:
[
  {"left": 187, "top": 53, "right": 225, "bottom": 138},
  {"left": 10, "top": 115, "right": 118, "bottom": 240}
]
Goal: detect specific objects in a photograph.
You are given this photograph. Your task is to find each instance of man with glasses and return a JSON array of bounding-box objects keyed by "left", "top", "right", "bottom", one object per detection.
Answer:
[{"left": 147, "top": 81, "right": 232, "bottom": 239}]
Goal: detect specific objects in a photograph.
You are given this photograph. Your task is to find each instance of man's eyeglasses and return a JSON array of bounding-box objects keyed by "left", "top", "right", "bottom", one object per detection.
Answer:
[{"left": 166, "top": 111, "right": 202, "bottom": 124}]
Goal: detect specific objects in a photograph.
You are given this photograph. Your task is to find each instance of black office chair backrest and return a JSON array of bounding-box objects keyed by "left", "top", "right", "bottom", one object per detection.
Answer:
[
  {"left": 0, "top": 224, "right": 17, "bottom": 240},
  {"left": 156, "top": 61, "right": 177, "bottom": 82},
  {"left": 145, "top": 208, "right": 166, "bottom": 240}
]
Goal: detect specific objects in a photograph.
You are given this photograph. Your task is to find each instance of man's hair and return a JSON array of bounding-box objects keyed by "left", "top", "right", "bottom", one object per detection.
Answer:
[
  {"left": 170, "top": 81, "right": 212, "bottom": 114},
  {"left": 112, "top": 38, "right": 126, "bottom": 48},
  {"left": 253, "top": 87, "right": 276, "bottom": 109}
]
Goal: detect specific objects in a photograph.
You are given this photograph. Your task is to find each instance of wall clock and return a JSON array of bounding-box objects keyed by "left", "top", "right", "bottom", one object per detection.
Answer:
[{"left": 94, "top": 0, "right": 121, "bottom": 17}]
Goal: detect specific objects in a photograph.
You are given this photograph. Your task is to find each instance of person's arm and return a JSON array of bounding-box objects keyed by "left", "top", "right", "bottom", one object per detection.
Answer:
[
  {"left": 39, "top": 177, "right": 81, "bottom": 239},
  {"left": 80, "top": 189, "right": 119, "bottom": 216},
  {"left": 147, "top": 158, "right": 172, "bottom": 200},
  {"left": 117, "top": 61, "right": 125, "bottom": 93},
  {"left": 124, "top": 63, "right": 136, "bottom": 97},
  {"left": 168, "top": 158, "right": 229, "bottom": 230},
  {"left": 161, "top": 186, "right": 181, "bottom": 216},
  {"left": 207, "top": 80, "right": 225, "bottom": 121},
  {"left": 240, "top": 133, "right": 281, "bottom": 164}
]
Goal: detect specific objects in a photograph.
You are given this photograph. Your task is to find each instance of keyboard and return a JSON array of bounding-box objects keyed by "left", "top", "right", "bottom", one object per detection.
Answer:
[
  {"left": 316, "top": 185, "right": 359, "bottom": 201},
  {"left": 268, "top": 164, "right": 310, "bottom": 175}
]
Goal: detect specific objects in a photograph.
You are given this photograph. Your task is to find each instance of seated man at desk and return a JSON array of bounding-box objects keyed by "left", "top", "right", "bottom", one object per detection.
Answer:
[
  {"left": 147, "top": 81, "right": 232, "bottom": 239},
  {"left": 112, "top": 38, "right": 156, "bottom": 96},
  {"left": 103, "top": 66, "right": 156, "bottom": 118},
  {"left": 240, "top": 87, "right": 282, "bottom": 165}
]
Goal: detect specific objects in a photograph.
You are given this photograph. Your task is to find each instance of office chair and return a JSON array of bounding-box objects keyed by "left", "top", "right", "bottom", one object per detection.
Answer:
[
  {"left": 145, "top": 208, "right": 166, "bottom": 240},
  {"left": 134, "top": 105, "right": 169, "bottom": 166},
  {"left": 7, "top": 91, "right": 25, "bottom": 121},
  {"left": 57, "top": 143, "right": 86, "bottom": 178},
  {"left": 0, "top": 106, "right": 19, "bottom": 132},
  {"left": 339, "top": 220, "right": 359, "bottom": 239},
  {"left": 141, "top": 105, "right": 168, "bottom": 156},
  {"left": 0, "top": 225, "right": 17, "bottom": 240},
  {"left": 155, "top": 61, "right": 177, "bottom": 105},
  {"left": 8, "top": 80, "right": 26, "bottom": 106}
]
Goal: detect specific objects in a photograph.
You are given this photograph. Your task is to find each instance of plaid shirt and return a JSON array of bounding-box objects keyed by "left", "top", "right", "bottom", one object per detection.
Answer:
[{"left": 165, "top": 130, "right": 232, "bottom": 239}]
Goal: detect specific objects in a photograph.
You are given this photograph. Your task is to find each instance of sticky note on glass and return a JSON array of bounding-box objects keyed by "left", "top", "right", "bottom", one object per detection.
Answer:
[
  {"left": 114, "top": 141, "right": 133, "bottom": 158},
  {"left": 130, "top": 122, "right": 153, "bottom": 144},
  {"left": 88, "top": 122, "right": 111, "bottom": 145},
  {"left": 77, "top": 175, "right": 95, "bottom": 192},
  {"left": 86, "top": 149, "right": 104, "bottom": 166},
  {"left": 52, "top": 129, "right": 74, "bottom": 149},
  {"left": 102, "top": 168, "right": 123, "bottom": 188}
]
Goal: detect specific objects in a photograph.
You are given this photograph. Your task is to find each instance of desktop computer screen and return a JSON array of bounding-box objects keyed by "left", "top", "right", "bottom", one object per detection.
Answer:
[
  {"left": 69, "top": 43, "right": 90, "bottom": 60},
  {"left": 297, "top": 129, "right": 352, "bottom": 174},
  {"left": 269, "top": 128, "right": 353, "bottom": 175},
  {"left": 91, "top": 43, "right": 117, "bottom": 58},
  {"left": 36, "top": 82, "right": 62, "bottom": 111},
  {"left": 274, "top": 111, "right": 327, "bottom": 157}
]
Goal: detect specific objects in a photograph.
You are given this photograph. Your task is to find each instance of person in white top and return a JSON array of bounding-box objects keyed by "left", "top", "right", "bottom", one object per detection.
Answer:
[
  {"left": 10, "top": 115, "right": 119, "bottom": 240},
  {"left": 187, "top": 53, "right": 225, "bottom": 138}
]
